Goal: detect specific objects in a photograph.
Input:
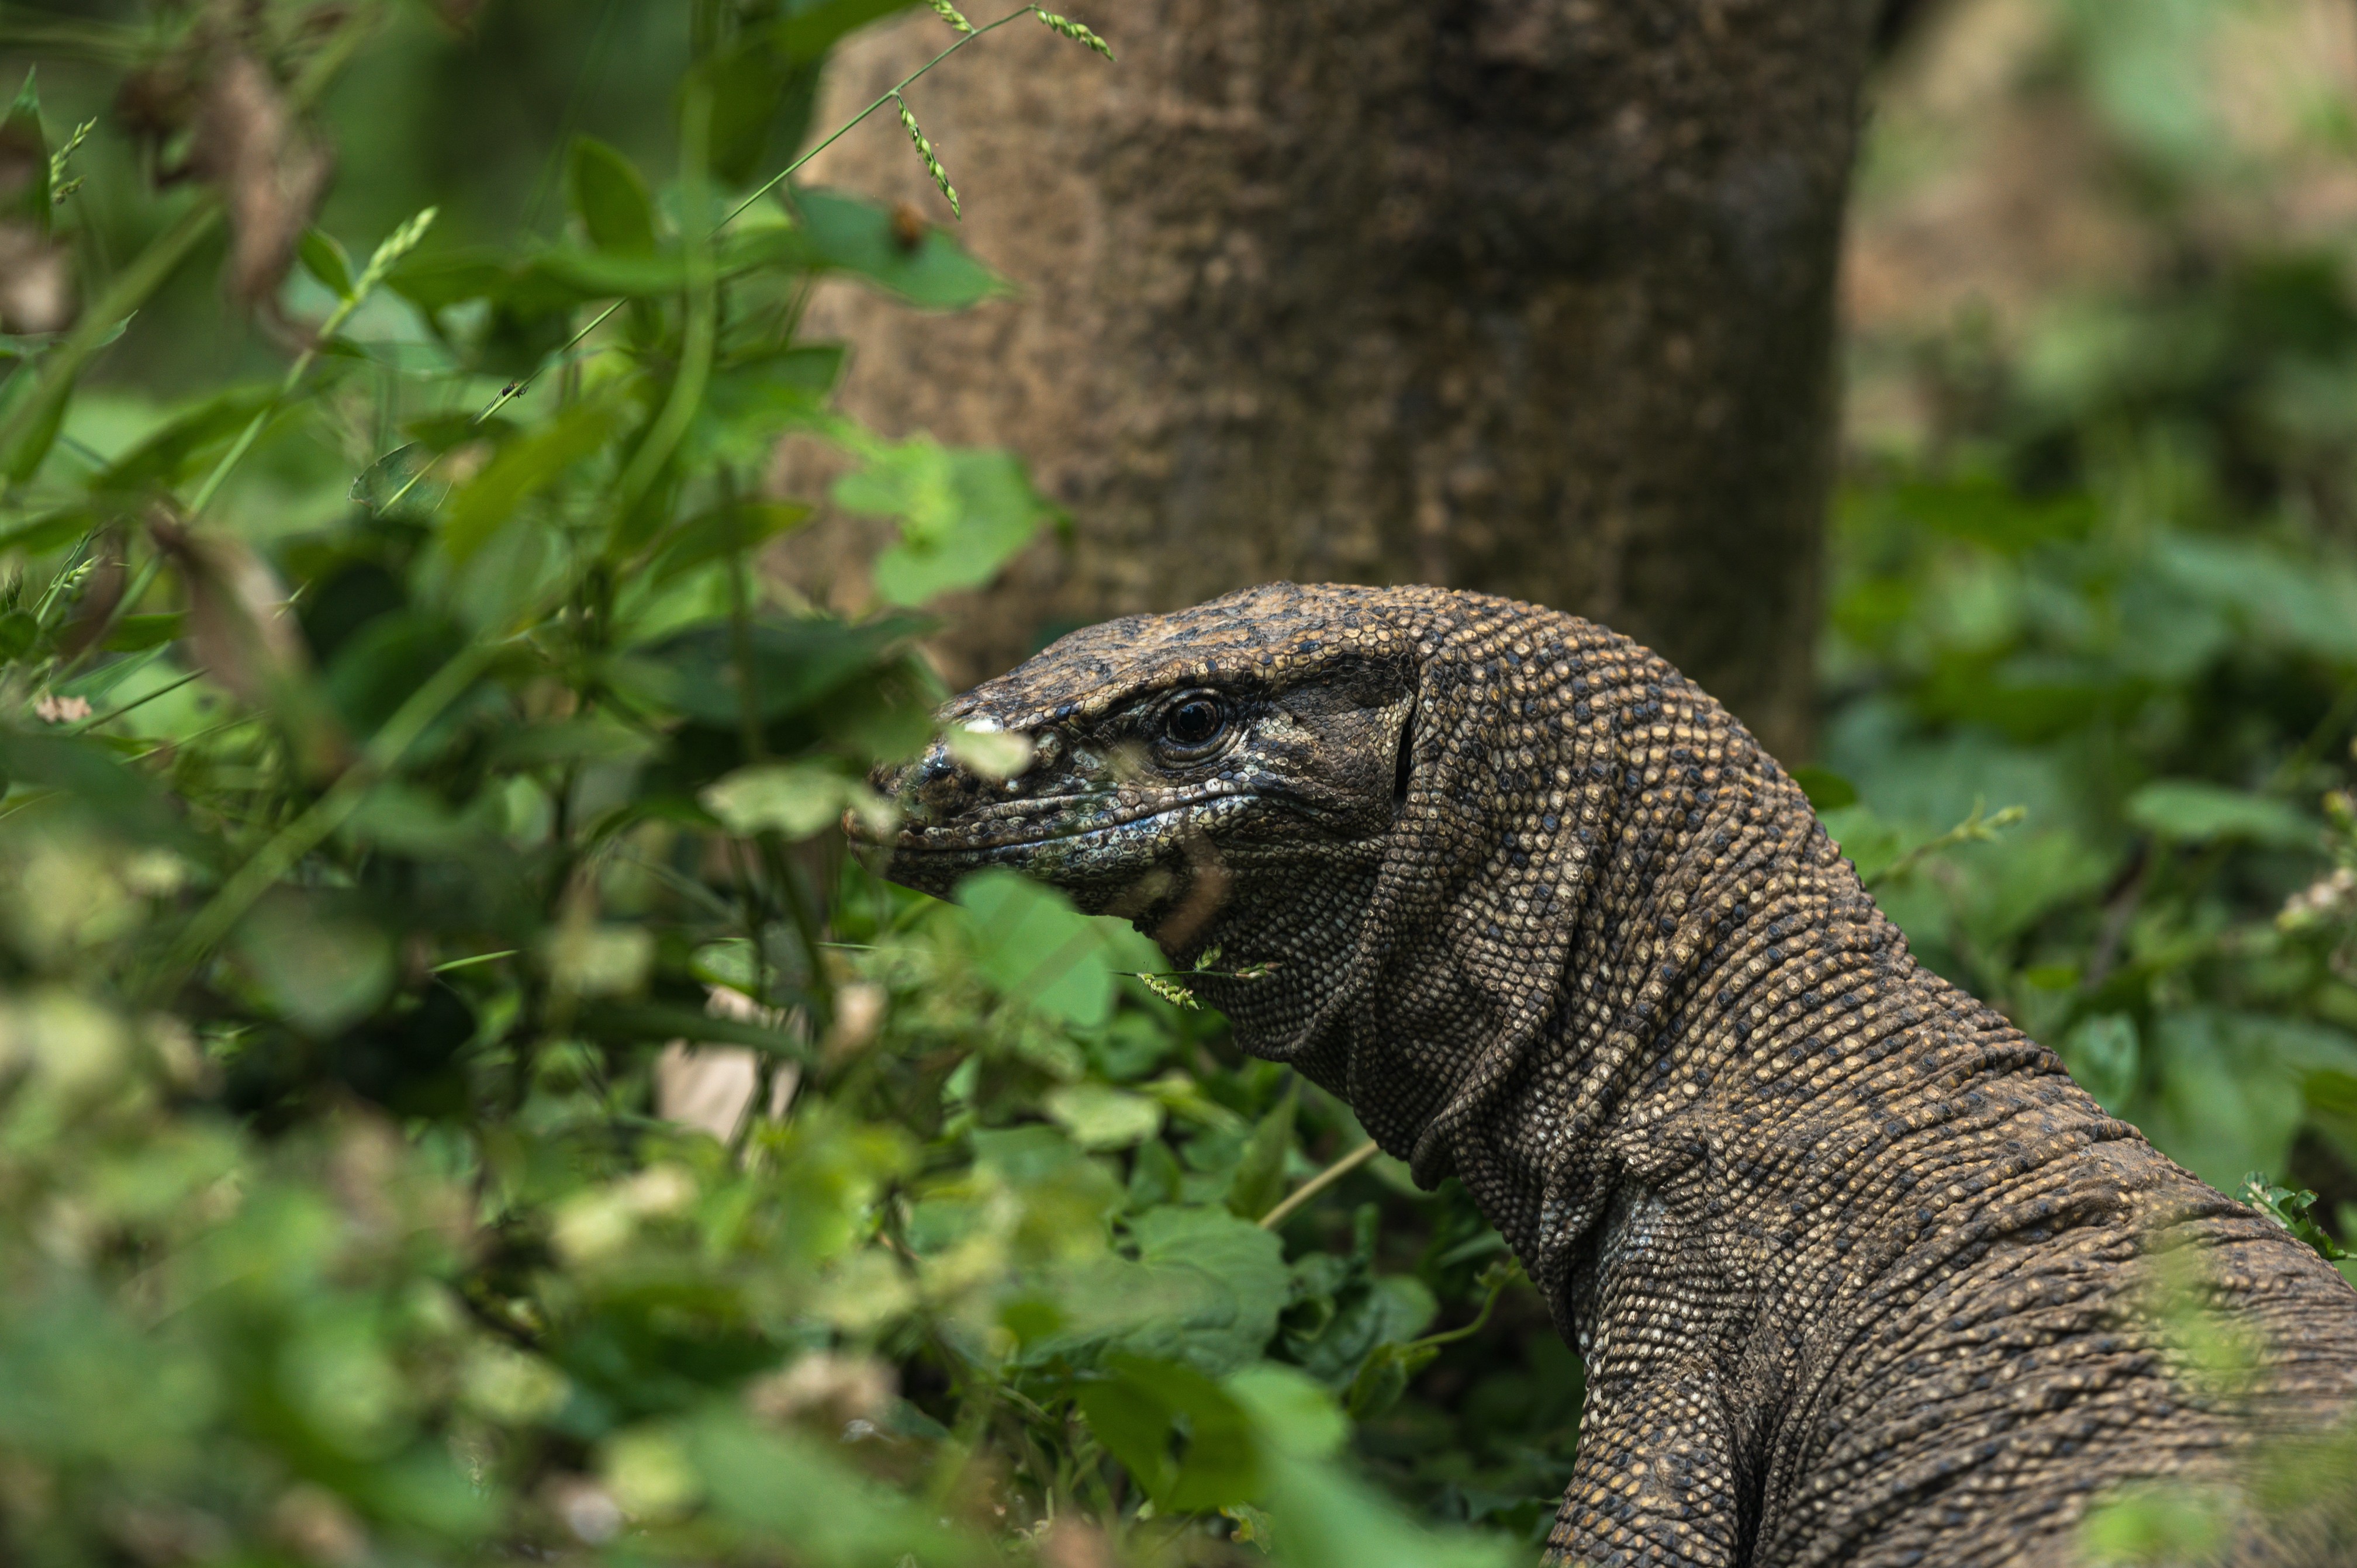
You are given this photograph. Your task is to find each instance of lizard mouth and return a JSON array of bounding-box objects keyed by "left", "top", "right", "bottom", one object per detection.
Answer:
[
  {"left": 855, "top": 781, "right": 1243, "bottom": 850},
  {"left": 869, "top": 792, "right": 1202, "bottom": 854},
  {"left": 855, "top": 783, "right": 1252, "bottom": 897}
]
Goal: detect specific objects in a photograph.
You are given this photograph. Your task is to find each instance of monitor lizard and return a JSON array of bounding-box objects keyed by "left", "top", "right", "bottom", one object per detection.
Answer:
[{"left": 863, "top": 582, "right": 2357, "bottom": 1567}]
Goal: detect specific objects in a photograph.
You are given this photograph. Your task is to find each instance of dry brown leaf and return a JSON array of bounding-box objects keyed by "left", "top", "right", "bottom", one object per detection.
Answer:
[
  {"left": 192, "top": 51, "right": 332, "bottom": 311},
  {"left": 147, "top": 509, "right": 307, "bottom": 708},
  {"left": 0, "top": 222, "right": 74, "bottom": 334},
  {"left": 0, "top": 88, "right": 72, "bottom": 334}
]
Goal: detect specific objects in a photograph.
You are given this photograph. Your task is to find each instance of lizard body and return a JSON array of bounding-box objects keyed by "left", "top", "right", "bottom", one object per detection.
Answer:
[{"left": 867, "top": 583, "right": 2357, "bottom": 1566}]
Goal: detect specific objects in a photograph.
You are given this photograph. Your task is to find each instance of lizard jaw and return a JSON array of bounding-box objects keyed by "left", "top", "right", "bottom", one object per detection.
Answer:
[{"left": 859, "top": 786, "right": 1251, "bottom": 902}]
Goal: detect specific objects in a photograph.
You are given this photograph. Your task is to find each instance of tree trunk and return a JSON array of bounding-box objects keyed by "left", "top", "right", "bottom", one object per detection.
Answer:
[{"left": 790, "top": 0, "right": 1883, "bottom": 763}]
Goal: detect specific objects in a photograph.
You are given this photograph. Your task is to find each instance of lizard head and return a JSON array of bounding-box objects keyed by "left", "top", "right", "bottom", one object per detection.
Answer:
[
  {"left": 862, "top": 584, "right": 1416, "bottom": 991},
  {"left": 862, "top": 581, "right": 1688, "bottom": 1190}
]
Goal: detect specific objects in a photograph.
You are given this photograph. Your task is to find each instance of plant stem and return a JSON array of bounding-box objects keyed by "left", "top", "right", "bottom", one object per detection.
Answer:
[
  {"left": 723, "top": 6, "right": 1040, "bottom": 228},
  {"left": 1259, "top": 1139, "right": 1382, "bottom": 1230},
  {"left": 607, "top": 84, "right": 718, "bottom": 531}
]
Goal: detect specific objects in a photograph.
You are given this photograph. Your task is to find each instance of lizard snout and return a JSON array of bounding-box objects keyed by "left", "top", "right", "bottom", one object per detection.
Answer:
[{"left": 866, "top": 739, "right": 972, "bottom": 833}]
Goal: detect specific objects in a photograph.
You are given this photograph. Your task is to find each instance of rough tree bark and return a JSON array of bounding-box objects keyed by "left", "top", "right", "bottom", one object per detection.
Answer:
[{"left": 789, "top": 0, "right": 1885, "bottom": 763}]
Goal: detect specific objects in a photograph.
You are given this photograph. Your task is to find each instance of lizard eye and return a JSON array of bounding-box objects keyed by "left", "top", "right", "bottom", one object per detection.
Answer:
[{"left": 1156, "top": 692, "right": 1229, "bottom": 760}]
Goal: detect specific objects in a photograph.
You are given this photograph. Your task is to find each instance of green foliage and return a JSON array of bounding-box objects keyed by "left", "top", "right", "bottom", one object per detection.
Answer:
[{"left": 0, "top": 5, "right": 1533, "bottom": 1564}]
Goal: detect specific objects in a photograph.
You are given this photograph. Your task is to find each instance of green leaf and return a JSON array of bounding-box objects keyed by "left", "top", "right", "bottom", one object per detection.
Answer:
[
  {"left": 2144, "top": 1009, "right": 2311, "bottom": 1192},
  {"left": 298, "top": 228, "right": 355, "bottom": 299},
  {"left": 698, "top": 38, "right": 789, "bottom": 188},
  {"left": 0, "top": 371, "right": 69, "bottom": 483},
  {"left": 646, "top": 500, "right": 813, "bottom": 586},
  {"left": 702, "top": 761, "right": 887, "bottom": 840},
  {"left": 2126, "top": 780, "right": 2317, "bottom": 850},
  {"left": 1344, "top": 1337, "right": 1438, "bottom": 1421},
  {"left": 3, "top": 71, "right": 50, "bottom": 231},
  {"left": 439, "top": 396, "right": 621, "bottom": 565},
  {"left": 2061, "top": 1013, "right": 2140, "bottom": 1112},
  {"left": 350, "top": 442, "right": 440, "bottom": 520},
  {"left": 773, "top": 0, "right": 924, "bottom": 63},
  {"left": 793, "top": 188, "right": 1011, "bottom": 309},
  {"left": 1076, "top": 1354, "right": 1262, "bottom": 1511},
  {"left": 1224, "top": 1362, "right": 1349, "bottom": 1460},
  {"left": 1252, "top": 1446, "right": 1518, "bottom": 1568},
  {"left": 0, "top": 504, "right": 92, "bottom": 556},
  {"left": 0, "top": 608, "right": 36, "bottom": 660},
  {"left": 1790, "top": 766, "right": 1858, "bottom": 812},
  {"left": 0, "top": 729, "right": 208, "bottom": 854},
  {"left": 1226, "top": 1081, "right": 1298, "bottom": 1220},
  {"left": 956, "top": 869, "right": 1119, "bottom": 1027},
  {"left": 834, "top": 435, "right": 1053, "bottom": 605},
  {"left": 685, "top": 1408, "right": 981, "bottom": 1567},
  {"left": 621, "top": 612, "right": 928, "bottom": 725},
  {"left": 1045, "top": 1082, "right": 1166, "bottom": 1151},
  {"left": 566, "top": 137, "right": 658, "bottom": 254},
  {"left": 1024, "top": 1205, "right": 1288, "bottom": 1375},
  {"left": 1885, "top": 475, "right": 2096, "bottom": 554},
  {"left": 88, "top": 386, "right": 278, "bottom": 500},
  {"left": 486, "top": 714, "right": 661, "bottom": 770},
  {"left": 687, "top": 346, "right": 842, "bottom": 467},
  {"left": 99, "top": 611, "right": 182, "bottom": 652}
]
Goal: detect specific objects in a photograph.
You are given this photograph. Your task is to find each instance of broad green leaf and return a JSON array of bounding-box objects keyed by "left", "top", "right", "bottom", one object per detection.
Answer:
[
  {"left": 486, "top": 715, "right": 660, "bottom": 770},
  {"left": 1791, "top": 766, "right": 1857, "bottom": 811},
  {"left": 1344, "top": 1335, "right": 1439, "bottom": 1421},
  {"left": 697, "top": 38, "right": 789, "bottom": 188},
  {"left": 1076, "top": 1355, "right": 1261, "bottom": 1511},
  {"left": 102, "top": 611, "right": 183, "bottom": 652},
  {"left": 0, "top": 505, "right": 93, "bottom": 556},
  {"left": 88, "top": 386, "right": 277, "bottom": 499},
  {"left": 645, "top": 499, "right": 813, "bottom": 586},
  {"left": 685, "top": 1408, "right": 982, "bottom": 1567},
  {"left": 322, "top": 609, "right": 469, "bottom": 742},
  {"left": 0, "top": 608, "right": 36, "bottom": 660},
  {"left": 956, "top": 870, "right": 1117, "bottom": 1027},
  {"left": 1253, "top": 1446, "right": 1518, "bottom": 1568},
  {"left": 794, "top": 187, "right": 1011, "bottom": 310},
  {"left": 0, "top": 729, "right": 208, "bottom": 853},
  {"left": 834, "top": 435, "right": 1053, "bottom": 605},
  {"left": 686, "top": 345, "right": 842, "bottom": 467},
  {"left": 2062, "top": 1013, "right": 2141, "bottom": 1112},
  {"left": 1885, "top": 474, "right": 2096, "bottom": 553},
  {"left": 1021, "top": 1204, "right": 1288, "bottom": 1375},
  {"left": 439, "top": 396, "right": 621, "bottom": 565},
  {"left": 946, "top": 724, "right": 1034, "bottom": 780},
  {"left": 2126, "top": 781, "right": 2317, "bottom": 850},
  {"left": 2144, "top": 1009, "right": 2311, "bottom": 1192},
  {"left": 299, "top": 228, "right": 355, "bottom": 299},
  {"left": 1045, "top": 1082, "right": 1165, "bottom": 1151},
  {"left": 567, "top": 137, "right": 658, "bottom": 254},
  {"left": 1124, "top": 1206, "right": 1289, "bottom": 1369},
  {"left": 350, "top": 442, "right": 441, "bottom": 521},
  {"left": 702, "top": 761, "right": 884, "bottom": 840},
  {"left": 623, "top": 613, "right": 928, "bottom": 724},
  {"left": 1227, "top": 1081, "right": 1298, "bottom": 1220},
  {"left": 1225, "top": 1361, "right": 1349, "bottom": 1459},
  {"left": 773, "top": 0, "right": 924, "bottom": 63}
]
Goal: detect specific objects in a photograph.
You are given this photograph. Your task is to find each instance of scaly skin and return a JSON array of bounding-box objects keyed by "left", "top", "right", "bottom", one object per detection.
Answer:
[{"left": 864, "top": 583, "right": 2357, "bottom": 1567}]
